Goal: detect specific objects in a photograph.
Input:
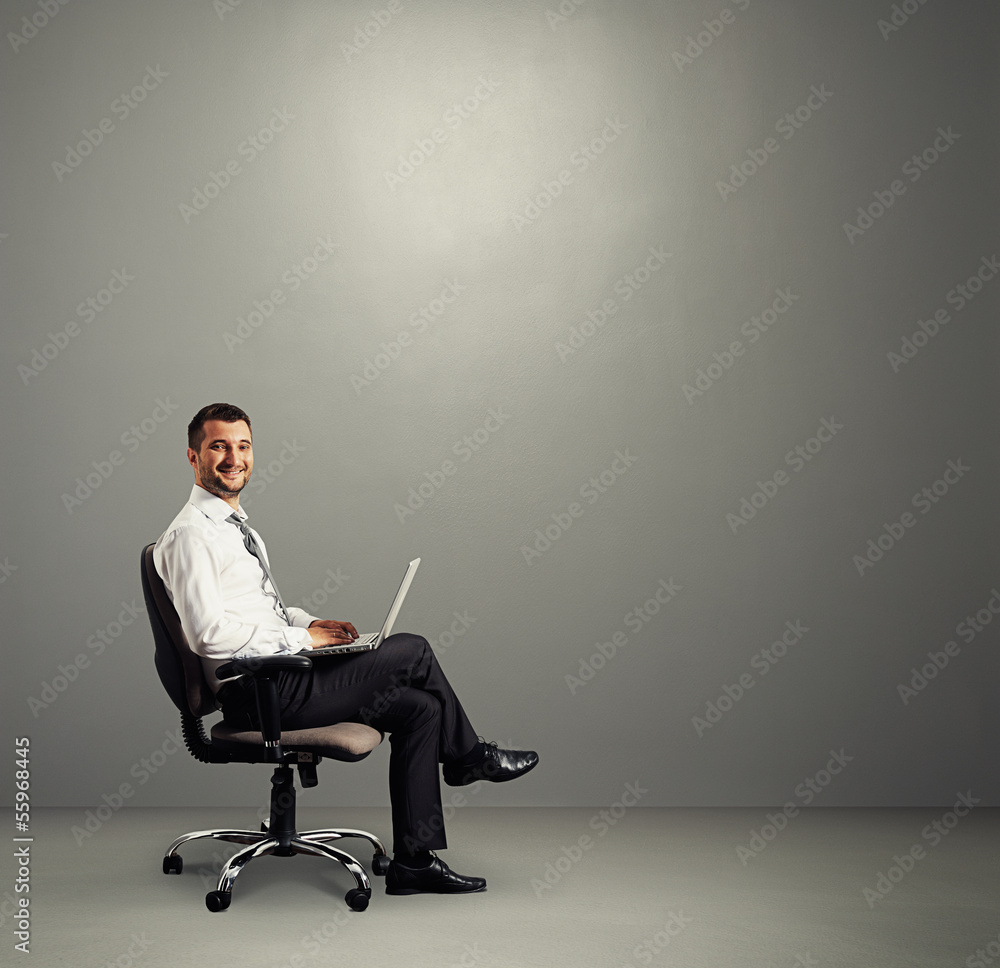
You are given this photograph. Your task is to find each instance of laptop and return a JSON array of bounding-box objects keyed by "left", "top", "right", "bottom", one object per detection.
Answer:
[{"left": 309, "top": 558, "right": 421, "bottom": 655}]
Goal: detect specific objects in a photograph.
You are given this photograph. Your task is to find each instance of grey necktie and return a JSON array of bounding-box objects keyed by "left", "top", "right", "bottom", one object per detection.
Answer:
[{"left": 227, "top": 513, "right": 290, "bottom": 624}]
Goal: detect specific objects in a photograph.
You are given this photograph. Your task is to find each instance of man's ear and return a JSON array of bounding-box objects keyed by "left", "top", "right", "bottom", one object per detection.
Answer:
[{"left": 187, "top": 447, "right": 198, "bottom": 471}]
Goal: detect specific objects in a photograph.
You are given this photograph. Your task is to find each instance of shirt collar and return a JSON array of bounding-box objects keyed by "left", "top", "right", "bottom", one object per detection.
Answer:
[{"left": 188, "top": 483, "right": 246, "bottom": 524}]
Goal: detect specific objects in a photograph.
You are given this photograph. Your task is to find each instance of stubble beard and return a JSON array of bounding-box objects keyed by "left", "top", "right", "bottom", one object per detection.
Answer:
[{"left": 200, "top": 461, "right": 250, "bottom": 500}]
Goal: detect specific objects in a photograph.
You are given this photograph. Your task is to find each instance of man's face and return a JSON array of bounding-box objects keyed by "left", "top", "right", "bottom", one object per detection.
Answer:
[{"left": 188, "top": 419, "right": 253, "bottom": 504}]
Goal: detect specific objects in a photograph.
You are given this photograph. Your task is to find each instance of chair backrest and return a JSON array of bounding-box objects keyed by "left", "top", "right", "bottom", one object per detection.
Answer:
[{"left": 140, "top": 543, "right": 218, "bottom": 719}]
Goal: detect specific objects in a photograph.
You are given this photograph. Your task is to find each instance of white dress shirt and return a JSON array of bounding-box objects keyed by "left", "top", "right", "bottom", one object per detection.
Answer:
[{"left": 154, "top": 484, "right": 319, "bottom": 692}]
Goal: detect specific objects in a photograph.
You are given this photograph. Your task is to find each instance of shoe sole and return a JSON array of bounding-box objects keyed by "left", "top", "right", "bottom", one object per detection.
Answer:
[{"left": 386, "top": 885, "right": 487, "bottom": 895}]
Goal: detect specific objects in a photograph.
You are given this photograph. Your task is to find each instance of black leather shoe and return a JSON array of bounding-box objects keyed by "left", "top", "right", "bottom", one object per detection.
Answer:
[
  {"left": 443, "top": 741, "right": 539, "bottom": 787},
  {"left": 385, "top": 853, "right": 486, "bottom": 895}
]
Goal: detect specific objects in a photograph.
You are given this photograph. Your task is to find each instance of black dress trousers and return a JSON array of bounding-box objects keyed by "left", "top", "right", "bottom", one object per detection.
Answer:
[{"left": 222, "top": 633, "right": 480, "bottom": 853}]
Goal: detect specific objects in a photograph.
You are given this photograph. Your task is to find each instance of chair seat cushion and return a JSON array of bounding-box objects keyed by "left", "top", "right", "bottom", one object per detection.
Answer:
[{"left": 211, "top": 721, "right": 382, "bottom": 761}]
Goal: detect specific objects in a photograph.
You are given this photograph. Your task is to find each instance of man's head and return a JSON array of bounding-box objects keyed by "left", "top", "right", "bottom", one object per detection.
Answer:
[{"left": 187, "top": 403, "right": 253, "bottom": 507}]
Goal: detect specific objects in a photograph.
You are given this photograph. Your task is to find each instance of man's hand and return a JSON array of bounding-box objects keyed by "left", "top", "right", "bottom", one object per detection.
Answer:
[{"left": 307, "top": 619, "right": 359, "bottom": 649}]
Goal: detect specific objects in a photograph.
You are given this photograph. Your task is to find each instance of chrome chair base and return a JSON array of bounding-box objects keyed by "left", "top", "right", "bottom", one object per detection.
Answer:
[{"left": 163, "top": 824, "right": 389, "bottom": 912}]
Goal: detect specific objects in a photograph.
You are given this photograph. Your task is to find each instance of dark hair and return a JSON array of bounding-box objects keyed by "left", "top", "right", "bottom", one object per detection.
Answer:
[{"left": 187, "top": 403, "right": 252, "bottom": 450}]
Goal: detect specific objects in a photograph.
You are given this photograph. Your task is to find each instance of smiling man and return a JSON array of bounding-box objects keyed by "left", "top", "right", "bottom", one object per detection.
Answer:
[{"left": 153, "top": 402, "right": 538, "bottom": 895}]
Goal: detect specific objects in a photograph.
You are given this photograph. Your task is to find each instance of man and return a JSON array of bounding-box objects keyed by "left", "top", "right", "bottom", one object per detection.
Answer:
[{"left": 154, "top": 402, "right": 538, "bottom": 895}]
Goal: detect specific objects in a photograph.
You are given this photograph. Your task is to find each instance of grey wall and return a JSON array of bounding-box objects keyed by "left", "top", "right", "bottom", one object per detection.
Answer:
[{"left": 3, "top": 0, "right": 997, "bottom": 813}]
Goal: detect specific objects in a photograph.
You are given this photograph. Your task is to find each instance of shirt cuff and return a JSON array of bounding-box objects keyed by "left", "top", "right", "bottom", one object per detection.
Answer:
[{"left": 285, "top": 626, "right": 314, "bottom": 652}]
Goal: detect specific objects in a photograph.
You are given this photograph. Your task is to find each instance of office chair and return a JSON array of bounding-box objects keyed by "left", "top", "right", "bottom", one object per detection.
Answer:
[{"left": 140, "top": 544, "right": 389, "bottom": 912}]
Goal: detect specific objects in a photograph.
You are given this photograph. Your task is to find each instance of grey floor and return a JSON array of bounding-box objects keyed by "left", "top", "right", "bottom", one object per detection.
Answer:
[{"left": 13, "top": 806, "right": 999, "bottom": 967}]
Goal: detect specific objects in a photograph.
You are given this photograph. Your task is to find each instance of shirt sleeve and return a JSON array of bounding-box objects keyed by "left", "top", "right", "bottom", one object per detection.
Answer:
[
  {"left": 286, "top": 605, "right": 321, "bottom": 628},
  {"left": 154, "top": 527, "right": 314, "bottom": 659}
]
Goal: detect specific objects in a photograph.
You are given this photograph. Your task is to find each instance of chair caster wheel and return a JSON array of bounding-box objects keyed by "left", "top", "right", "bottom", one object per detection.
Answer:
[
  {"left": 206, "top": 890, "right": 231, "bottom": 912},
  {"left": 372, "top": 853, "right": 390, "bottom": 876},
  {"left": 163, "top": 855, "right": 182, "bottom": 874},
  {"left": 345, "top": 888, "right": 370, "bottom": 912}
]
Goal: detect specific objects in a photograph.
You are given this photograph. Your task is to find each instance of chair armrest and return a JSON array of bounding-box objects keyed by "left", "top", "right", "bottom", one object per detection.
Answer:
[
  {"left": 216, "top": 654, "right": 313, "bottom": 760},
  {"left": 216, "top": 654, "right": 313, "bottom": 679}
]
